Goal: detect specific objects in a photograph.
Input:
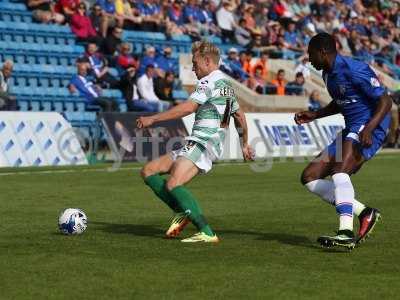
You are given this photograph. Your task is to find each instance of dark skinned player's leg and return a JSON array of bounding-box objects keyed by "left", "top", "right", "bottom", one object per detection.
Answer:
[
  {"left": 301, "top": 151, "right": 338, "bottom": 206},
  {"left": 302, "top": 141, "right": 368, "bottom": 214}
]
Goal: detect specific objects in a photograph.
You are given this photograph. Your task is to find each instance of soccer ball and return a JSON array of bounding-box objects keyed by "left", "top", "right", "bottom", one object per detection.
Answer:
[{"left": 58, "top": 208, "right": 88, "bottom": 235}]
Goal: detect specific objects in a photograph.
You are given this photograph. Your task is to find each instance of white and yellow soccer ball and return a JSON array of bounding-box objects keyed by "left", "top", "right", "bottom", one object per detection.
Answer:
[{"left": 58, "top": 208, "right": 88, "bottom": 235}]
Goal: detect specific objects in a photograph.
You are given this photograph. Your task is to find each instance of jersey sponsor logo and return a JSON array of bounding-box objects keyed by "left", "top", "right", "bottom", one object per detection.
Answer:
[
  {"left": 370, "top": 77, "right": 380, "bottom": 87},
  {"left": 219, "top": 87, "right": 235, "bottom": 97},
  {"left": 335, "top": 98, "right": 357, "bottom": 106},
  {"left": 196, "top": 85, "right": 207, "bottom": 93}
]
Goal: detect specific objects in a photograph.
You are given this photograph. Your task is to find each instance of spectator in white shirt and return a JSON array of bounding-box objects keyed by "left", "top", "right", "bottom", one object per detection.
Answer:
[
  {"left": 0, "top": 60, "right": 16, "bottom": 111},
  {"left": 294, "top": 56, "right": 311, "bottom": 79},
  {"left": 137, "top": 65, "right": 170, "bottom": 112},
  {"left": 216, "top": 1, "right": 236, "bottom": 43}
]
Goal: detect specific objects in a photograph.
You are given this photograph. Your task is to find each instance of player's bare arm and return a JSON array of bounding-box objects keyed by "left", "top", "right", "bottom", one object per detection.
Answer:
[
  {"left": 233, "top": 109, "right": 254, "bottom": 161},
  {"left": 295, "top": 100, "right": 341, "bottom": 125},
  {"left": 359, "top": 94, "right": 392, "bottom": 147},
  {"left": 136, "top": 100, "right": 199, "bottom": 128}
]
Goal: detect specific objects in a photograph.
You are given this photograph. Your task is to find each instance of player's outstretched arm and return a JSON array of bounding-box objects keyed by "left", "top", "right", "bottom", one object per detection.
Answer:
[
  {"left": 233, "top": 109, "right": 254, "bottom": 161},
  {"left": 137, "top": 100, "right": 199, "bottom": 128},
  {"left": 359, "top": 94, "right": 392, "bottom": 147},
  {"left": 294, "top": 100, "right": 340, "bottom": 125}
]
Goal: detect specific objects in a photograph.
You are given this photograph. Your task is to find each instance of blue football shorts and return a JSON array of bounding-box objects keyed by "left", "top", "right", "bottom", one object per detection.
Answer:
[{"left": 327, "top": 121, "right": 390, "bottom": 161}]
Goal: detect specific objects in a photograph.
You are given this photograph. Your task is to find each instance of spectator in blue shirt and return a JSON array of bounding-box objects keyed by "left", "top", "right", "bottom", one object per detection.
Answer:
[
  {"left": 225, "top": 48, "right": 248, "bottom": 82},
  {"left": 155, "top": 47, "right": 178, "bottom": 76},
  {"left": 69, "top": 57, "right": 118, "bottom": 112},
  {"left": 137, "top": 0, "right": 162, "bottom": 32},
  {"left": 284, "top": 22, "right": 299, "bottom": 46},
  {"left": 183, "top": 0, "right": 199, "bottom": 24},
  {"left": 84, "top": 43, "right": 119, "bottom": 89},
  {"left": 308, "top": 90, "right": 322, "bottom": 112},
  {"left": 138, "top": 46, "right": 158, "bottom": 77},
  {"left": 286, "top": 72, "right": 306, "bottom": 96}
]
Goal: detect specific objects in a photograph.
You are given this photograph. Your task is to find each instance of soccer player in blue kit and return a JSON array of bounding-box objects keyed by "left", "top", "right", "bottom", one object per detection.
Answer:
[{"left": 295, "top": 33, "right": 393, "bottom": 250}]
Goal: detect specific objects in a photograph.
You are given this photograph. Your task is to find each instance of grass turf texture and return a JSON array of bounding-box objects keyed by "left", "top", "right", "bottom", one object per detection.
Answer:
[{"left": 1, "top": 155, "right": 399, "bottom": 299}]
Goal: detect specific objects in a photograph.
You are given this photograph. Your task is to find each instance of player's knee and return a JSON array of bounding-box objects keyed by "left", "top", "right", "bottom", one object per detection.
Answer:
[
  {"left": 140, "top": 164, "right": 154, "bottom": 179},
  {"left": 166, "top": 177, "right": 179, "bottom": 191},
  {"left": 300, "top": 169, "right": 318, "bottom": 185}
]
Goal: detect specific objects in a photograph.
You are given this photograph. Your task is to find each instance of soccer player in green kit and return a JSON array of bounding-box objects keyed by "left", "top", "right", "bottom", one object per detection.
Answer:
[{"left": 137, "top": 40, "right": 254, "bottom": 243}]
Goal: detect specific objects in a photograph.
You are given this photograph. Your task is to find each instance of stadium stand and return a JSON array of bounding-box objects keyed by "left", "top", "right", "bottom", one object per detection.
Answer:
[{"left": 0, "top": 0, "right": 399, "bottom": 146}]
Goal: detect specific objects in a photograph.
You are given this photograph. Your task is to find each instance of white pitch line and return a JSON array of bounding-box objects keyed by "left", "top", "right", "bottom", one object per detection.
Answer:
[{"left": 0, "top": 154, "right": 398, "bottom": 176}]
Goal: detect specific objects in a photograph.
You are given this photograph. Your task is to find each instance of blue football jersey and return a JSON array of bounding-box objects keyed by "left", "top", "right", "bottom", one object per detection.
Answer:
[{"left": 323, "top": 54, "right": 390, "bottom": 129}]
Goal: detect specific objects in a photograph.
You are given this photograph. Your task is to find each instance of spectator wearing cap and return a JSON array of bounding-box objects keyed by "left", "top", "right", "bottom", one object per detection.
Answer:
[
  {"left": 0, "top": 60, "right": 16, "bottom": 111},
  {"left": 286, "top": 72, "right": 305, "bottom": 96},
  {"left": 71, "top": 3, "right": 103, "bottom": 45},
  {"left": 308, "top": 90, "right": 322, "bottom": 112},
  {"left": 100, "top": 26, "right": 123, "bottom": 58},
  {"left": 85, "top": 42, "right": 119, "bottom": 88},
  {"left": 221, "top": 48, "right": 248, "bottom": 82},
  {"left": 235, "top": 18, "right": 252, "bottom": 47},
  {"left": 69, "top": 57, "right": 119, "bottom": 112},
  {"left": 116, "top": 42, "right": 140, "bottom": 73},
  {"left": 27, "top": 0, "right": 65, "bottom": 24},
  {"left": 136, "top": 64, "right": 170, "bottom": 112},
  {"left": 294, "top": 56, "right": 311, "bottom": 79},
  {"left": 216, "top": 1, "right": 236, "bottom": 44},
  {"left": 249, "top": 51, "right": 269, "bottom": 81},
  {"left": 270, "top": 69, "right": 286, "bottom": 96},
  {"left": 96, "top": 0, "right": 124, "bottom": 37}
]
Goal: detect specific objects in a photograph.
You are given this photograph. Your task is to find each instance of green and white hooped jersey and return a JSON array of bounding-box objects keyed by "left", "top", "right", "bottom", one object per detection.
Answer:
[{"left": 188, "top": 70, "right": 239, "bottom": 158}]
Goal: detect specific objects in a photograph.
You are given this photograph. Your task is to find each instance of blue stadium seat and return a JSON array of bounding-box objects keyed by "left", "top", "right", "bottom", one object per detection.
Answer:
[
  {"left": 171, "top": 34, "right": 191, "bottom": 42},
  {"left": 172, "top": 90, "right": 189, "bottom": 100},
  {"left": 0, "top": 3, "right": 26, "bottom": 10},
  {"left": 41, "top": 100, "right": 53, "bottom": 111},
  {"left": 17, "top": 100, "right": 29, "bottom": 111},
  {"left": 30, "top": 100, "right": 40, "bottom": 111}
]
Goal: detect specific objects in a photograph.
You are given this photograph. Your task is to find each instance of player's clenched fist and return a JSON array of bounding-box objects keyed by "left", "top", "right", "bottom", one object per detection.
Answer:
[
  {"left": 294, "top": 111, "right": 317, "bottom": 125},
  {"left": 136, "top": 116, "right": 155, "bottom": 128}
]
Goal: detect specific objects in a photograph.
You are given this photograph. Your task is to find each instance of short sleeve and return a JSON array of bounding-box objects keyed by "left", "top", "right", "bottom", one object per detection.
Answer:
[
  {"left": 189, "top": 82, "right": 211, "bottom": 105},
  {"left": 350, "top": 64, "right": 385, "bottom": 102}
]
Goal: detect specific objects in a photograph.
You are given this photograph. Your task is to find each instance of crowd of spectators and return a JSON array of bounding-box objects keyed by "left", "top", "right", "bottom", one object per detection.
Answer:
[{"left": 22, "top": 0, "right": 400, "bottom": 111}]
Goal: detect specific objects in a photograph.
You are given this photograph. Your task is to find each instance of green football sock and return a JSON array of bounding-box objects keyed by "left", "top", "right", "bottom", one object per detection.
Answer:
[
  {"left": 144, "top": 174, "right": 181, "bottom": 213},
  {"left": 169, "top": 186, "right": 214, "bottom": 236}
]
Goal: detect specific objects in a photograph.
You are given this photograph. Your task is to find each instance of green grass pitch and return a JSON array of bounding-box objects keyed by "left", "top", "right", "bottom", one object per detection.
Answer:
[{"left": 1, "top": 154, "right": 399, "bottom": 299}]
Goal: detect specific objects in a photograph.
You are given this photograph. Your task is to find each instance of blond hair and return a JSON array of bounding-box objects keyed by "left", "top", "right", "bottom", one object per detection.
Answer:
[{"left": 191, "top": 40, "right": 220, "bottom": 65}]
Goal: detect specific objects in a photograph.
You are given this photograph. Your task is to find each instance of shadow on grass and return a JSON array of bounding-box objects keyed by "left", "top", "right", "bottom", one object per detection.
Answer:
[
  {"left": 218, "top": 229, "right": 319, "bottom": 249},
  {"left": 91, "top": 221, "right": 164, "bottom": 237},
  {"left": 91, "top": 222, "right": 346, "bottom": 251}
]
